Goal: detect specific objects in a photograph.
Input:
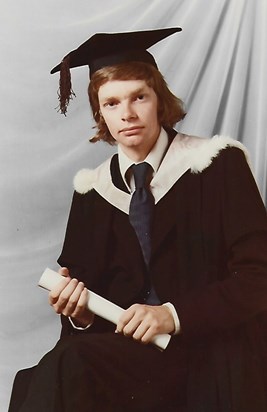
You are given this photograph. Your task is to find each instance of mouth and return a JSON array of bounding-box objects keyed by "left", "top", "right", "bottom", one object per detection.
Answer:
[{"left": 119, "top": 126, "right": 144, "bottom": 133}]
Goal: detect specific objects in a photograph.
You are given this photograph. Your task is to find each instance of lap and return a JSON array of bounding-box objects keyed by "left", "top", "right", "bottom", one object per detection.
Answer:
[{"left": 9, "top": 332, "right": 187, "bottom": 412}]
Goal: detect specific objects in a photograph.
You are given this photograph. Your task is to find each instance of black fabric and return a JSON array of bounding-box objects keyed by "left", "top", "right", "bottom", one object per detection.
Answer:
[
  {"left": 10, "top": 334, "right": 187, "bottom": 412},
  {"left": 110, "top": 153, "right": 130, "bottom": 193},
  {"left": 9, "top": 138, "right": 267, "bottom": 411},
  {"left": 56, "top": 146, "right": 267, "bottom": 412},
  {"left": 8, "top": 367, "right": 36, "bottom": 412},
  {"left": 50, "top": 28, "right": 181, "bottom": 76}
]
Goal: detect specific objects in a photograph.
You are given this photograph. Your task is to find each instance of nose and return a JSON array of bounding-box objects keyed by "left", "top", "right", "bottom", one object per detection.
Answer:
[{"left": 121, "top": 102, "right": 137, "bottom": 122}]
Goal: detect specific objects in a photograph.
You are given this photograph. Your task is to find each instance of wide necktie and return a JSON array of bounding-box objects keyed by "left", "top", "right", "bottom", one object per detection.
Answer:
[
  {"left": 129, "top": 163, "right": 160, "bottom": 304},
  {"left": 129, "top": 162, "right": 154, "bottom": 267}
]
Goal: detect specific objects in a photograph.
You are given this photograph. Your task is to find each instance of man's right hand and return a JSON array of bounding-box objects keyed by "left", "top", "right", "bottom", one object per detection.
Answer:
[{"left": 48, "top": 267, "right": 93, "bottom": 327}]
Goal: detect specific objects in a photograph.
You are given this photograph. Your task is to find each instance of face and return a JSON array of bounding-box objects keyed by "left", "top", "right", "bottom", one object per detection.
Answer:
[{"left": 98, "top": 79, "right": 160, "bottom": 161}]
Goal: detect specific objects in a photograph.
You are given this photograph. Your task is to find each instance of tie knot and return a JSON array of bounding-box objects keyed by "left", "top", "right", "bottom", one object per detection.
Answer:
[{"left": 132, "top": 162, "right": 151, "bottom": 189}]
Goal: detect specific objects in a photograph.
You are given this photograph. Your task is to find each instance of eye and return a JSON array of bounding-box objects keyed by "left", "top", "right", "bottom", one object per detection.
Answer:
[
  {"left": 103, "top": 99, "right": 118, "bottom": 108},
  {"left": 136, "top": 94, "right": 145, "bottom": 101}
]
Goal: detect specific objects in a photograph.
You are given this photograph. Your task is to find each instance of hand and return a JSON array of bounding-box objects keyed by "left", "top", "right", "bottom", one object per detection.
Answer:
[
  {"left": 48, "top": 267, "right": 93, "bottom": 327},
  {"left": 116, "top": 304, "right": 175, "bottom": 344}
]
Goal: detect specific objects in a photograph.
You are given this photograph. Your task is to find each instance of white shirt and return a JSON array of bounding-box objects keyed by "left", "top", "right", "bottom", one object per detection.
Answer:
[{"left": 118, "top": 127, "right": 169, "bottom": 192}]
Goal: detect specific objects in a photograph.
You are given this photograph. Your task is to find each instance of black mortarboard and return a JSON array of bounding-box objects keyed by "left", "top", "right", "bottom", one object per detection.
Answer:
[{"left": 51, "top": 27, "right": 182, "bottom": 114}]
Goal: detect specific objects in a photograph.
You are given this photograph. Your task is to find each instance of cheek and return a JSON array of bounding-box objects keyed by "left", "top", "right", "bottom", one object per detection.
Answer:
[
  {"left": 143, "top": 103, "right": 159, "bottom": 123},
  {"left": 101, "top": 112, "right": 117, "bottom": 134},
  {"left": 101, "top": 111, "right": 111, "bottom": 125}
]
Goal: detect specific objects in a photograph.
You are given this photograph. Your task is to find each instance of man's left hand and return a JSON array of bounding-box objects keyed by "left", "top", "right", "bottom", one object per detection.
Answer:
[{"left": 116, "top": 304, "right": 175, "bottom": 344}]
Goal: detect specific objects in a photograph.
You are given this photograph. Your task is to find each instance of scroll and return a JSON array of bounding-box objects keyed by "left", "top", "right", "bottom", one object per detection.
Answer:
[{"left": 38, "top": 268, "right": 171, "bottom": 351}]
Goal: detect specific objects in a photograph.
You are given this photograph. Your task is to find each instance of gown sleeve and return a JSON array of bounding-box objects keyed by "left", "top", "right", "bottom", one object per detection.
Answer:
[{"left": 175, "top": 147, "right": 267, "bottom": 339}]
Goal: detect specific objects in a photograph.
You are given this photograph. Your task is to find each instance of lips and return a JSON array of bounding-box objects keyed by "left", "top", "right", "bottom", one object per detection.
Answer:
[{"left": 119, "top": 126, "right": 144, "bottom": 134}]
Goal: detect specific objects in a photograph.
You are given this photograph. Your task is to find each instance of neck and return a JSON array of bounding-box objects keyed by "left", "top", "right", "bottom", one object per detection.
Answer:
[{"left": 122, "top": 148, "right": 151, "bottom": 163}]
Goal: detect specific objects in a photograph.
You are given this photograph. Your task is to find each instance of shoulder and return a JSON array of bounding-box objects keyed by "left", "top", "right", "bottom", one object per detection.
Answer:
[
  {"left": 73, "top": 156, "right": 113, "bottom": 195},
  {"left": 172, "top": 133, "right": 250, "bottom": 174},
  {"left": 72, "top": 134, "right": 250, "bottom": 196}
]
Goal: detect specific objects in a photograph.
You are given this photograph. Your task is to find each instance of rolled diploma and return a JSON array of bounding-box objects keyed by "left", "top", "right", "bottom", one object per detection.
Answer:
[{"left": 39, "top": 268, "right": 171, "bottom": 351}]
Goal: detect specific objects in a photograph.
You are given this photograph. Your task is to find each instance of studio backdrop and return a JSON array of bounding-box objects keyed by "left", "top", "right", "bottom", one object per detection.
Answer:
[{"left": 1, "top": 0, "right": 266, "bottom": 410}]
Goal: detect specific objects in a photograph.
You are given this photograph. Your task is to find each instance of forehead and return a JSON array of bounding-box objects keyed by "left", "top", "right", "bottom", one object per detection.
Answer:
[{"left": 98, "top": 79, "right": 151, "bottom": 99}]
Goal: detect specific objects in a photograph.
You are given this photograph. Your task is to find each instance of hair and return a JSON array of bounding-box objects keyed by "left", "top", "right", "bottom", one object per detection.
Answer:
[{"left": 88, "top": 61, "right": 186, "bottom": 144}]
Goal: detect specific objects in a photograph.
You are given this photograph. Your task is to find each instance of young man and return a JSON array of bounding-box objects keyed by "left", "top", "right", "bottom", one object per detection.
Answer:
[{"left": 9, "top": 28, "right": 267, "bottom": 412}]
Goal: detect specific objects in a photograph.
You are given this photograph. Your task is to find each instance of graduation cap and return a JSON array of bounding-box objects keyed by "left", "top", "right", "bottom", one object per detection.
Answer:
[{"left": 51, "top": 27, "right": 182, "bottom": 115}]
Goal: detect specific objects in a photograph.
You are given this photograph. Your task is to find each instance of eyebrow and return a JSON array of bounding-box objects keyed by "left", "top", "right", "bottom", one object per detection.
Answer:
[
  {"left": 129, "top": 87, "right": 147, "bottom": 96},
  {"left": 100, "top": 86, "right": 148, "bottom": 102}
]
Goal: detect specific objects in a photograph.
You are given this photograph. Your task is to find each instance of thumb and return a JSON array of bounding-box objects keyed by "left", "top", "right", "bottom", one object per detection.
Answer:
[{"left": 58, "top": 267, "right": 70, "bottom": 278}]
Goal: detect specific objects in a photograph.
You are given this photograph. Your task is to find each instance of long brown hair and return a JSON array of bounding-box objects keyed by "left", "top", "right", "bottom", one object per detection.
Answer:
[{"left": 88, "top": 61, "right": 186, "bottom": 144}]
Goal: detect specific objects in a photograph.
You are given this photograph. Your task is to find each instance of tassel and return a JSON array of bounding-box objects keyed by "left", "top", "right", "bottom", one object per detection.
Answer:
[{"left": 57, "top": 55, "right": 76, "bottom": 115}]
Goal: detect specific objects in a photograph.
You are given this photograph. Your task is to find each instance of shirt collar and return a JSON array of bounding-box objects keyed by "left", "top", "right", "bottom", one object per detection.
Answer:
[{"left": 118, "top": 127, "right": 169, "bottom": 189}]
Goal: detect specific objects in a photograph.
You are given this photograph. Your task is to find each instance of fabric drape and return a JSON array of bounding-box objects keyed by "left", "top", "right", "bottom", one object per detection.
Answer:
[{"left": 1, "top": 1, "right": 266, "bottom": 411}]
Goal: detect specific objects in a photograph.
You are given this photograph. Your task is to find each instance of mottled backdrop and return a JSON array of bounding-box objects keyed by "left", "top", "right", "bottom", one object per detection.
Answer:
[{"left": 1, "top": 0, "right": 266, "bottom": 410}]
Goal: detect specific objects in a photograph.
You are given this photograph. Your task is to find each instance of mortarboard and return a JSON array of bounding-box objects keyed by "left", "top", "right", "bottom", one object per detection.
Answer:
[{"left": 51, "top": 27, "right": 182, "bottom": 114}]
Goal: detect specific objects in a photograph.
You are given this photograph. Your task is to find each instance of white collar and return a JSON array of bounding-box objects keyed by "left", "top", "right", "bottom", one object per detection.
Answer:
[
  {"left": 118, "top": 128, "right": 169, "bottom": 191},
  {"left": 73, "top": 134, "right": 250, "bottom": 215}
]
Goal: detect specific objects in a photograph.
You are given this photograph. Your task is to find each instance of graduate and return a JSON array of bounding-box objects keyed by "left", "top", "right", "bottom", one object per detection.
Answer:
[{"left": 9, "top": 27, "right": 267, "bottom": 412}]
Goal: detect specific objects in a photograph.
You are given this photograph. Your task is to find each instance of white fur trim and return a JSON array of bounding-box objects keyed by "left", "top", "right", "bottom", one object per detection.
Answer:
[
  {"left": 73, "top": 135, "right": 250, "bottom": 209},
  {"left": 73, "top": 168, "right": 96, "bottom": 194},
  {"left": 189, "top": 135, "right": 250, "bottom": 174}
]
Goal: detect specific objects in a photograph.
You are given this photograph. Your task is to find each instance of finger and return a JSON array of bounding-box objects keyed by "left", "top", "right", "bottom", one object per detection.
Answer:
[
  {"left": 131, "top": 321, "right": 151, "bottom": 341},
  {"left": 51, "top": 278, "right": 79, "bottom": 313},
  {"left": 127, "top": 310, "right": 157, "bottom": 341},
  {"left": 58, "top": 267, "right": 70, "bottom": 278},
  {"left": 138, "top": 325, "right": 159, "bottom": 344},
  {"left": 79, "top": 287, "right": 89, "bottom": 307},
  {"left": 133, "top": 307, "right": 170, "bottom": 343},
  {"left": 122, "top": 317, "right": 143, "bottom": 337},
  {"left": 49, "top": 277, "right": 71, "bottom": 305},
  {"left": 116, "top": 304, "right": 140, "bottom": 333},
  {"left": 123, "top": 306, "right": 166, "bottom": 342},
  {"left": 71, "top": 287, "right": 89, "bottom": 318},
  {"left": 119, "top": 305, "right": 148, "bottom": 336},
  {"left": 63, "top": 282, "right": 86, "bottom": 316}
]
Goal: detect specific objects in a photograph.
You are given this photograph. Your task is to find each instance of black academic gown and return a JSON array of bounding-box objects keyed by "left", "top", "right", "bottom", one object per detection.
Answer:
[
  {"left": 58, "top": 131, "right": 267, "bottom": 411},
  {"left": 9, "top": 131, "right": 267, "bottom": 412}
]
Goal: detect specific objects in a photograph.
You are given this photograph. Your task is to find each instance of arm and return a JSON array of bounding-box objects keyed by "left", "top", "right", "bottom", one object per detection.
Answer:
[
  {"left": 57, "top": 190, "right": 107, "bottom": 336},
  {"left": 175, "top": 147, "right": 267, "bottom": 339}
]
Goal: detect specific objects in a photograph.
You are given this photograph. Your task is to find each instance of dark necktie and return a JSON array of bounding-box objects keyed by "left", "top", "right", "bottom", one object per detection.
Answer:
[
  {"left": 129, "top": 162, "right": 154, "bottom": 267},
  {"left": 129, "top": 163, "right": 160, "bottom": 304}
]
